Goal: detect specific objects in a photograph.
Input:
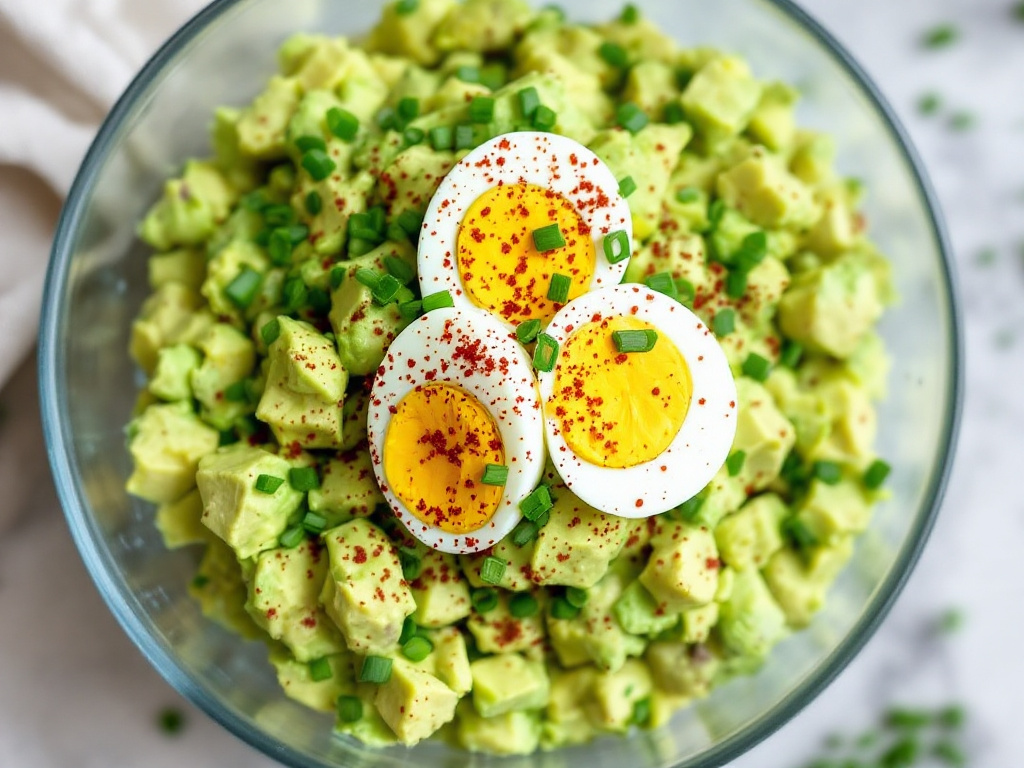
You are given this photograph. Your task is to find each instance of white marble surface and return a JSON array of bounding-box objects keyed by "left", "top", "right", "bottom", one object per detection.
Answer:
[{"left": 3, "top": 0, "right": 1024, "bottom": 765}]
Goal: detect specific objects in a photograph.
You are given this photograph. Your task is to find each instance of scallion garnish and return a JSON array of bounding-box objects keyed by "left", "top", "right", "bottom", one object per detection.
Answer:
[
  {"left": 532, "top": 333, "right": 559, "bottom": 372},
  {"left": 469, "top": 96, "right": 495, "bottom": 124},
  {"left": 336, "top": 695, "right": 363, "bottom": 723},
  {"left": 267, "top": 228, "right": 293, "bottom": 266},
  {"left": 508, "top": 592, "right": 539, "bottom": 618},
  {"left": 455, "top": 65, "right": 480, "bottom": 84},
  {"left": 519, "top": 484, "right": 553, "bottom": 521},
  {"left": 532, "top": 105, "right": 557, "bottom": 130},
  {"left": 429, "top": 125, "right": 454, "bottom": 151},
  {"left": 397, "top": 97, "right": 420, "bottom": 122},
  {"left": 371, "top": 273, "right": 403, "bottom": 305},
  {"left": 533, "top": 224, "right": 566, "bottom": 252},
  {"left": 676, "top": 278, "right": 696, "bottom": 305},
  {"left": 398, "top": 547, "right": 423, "bottom": 580},
  {"left": 481, "top": 464, "right": 509, "bottom": 486},
  {"left": 511, "top": 518, "right": 540, "bottom": 547},
  {"left": 516, "top": 318, "right": 542, "bottom": 344},
  {"left": 742, "top": 353, "right": 771, "bottom": 382},
  {"left": 550, "top": 596, "right": 581, "bottom": 620},
  {"left": 383, "top": 255, "right": 415, "bottom": 285},
  {"left": 254, "top": 474, "right": 284, "bottom": 494},
  {"left": 779, "top": 340, "right": 803, "bottom": 368},
  {"left": 645, "top": 272, "right": 678, "bottom": 300},
  {"left": 676, "top": 187, "right": 701, "bottom": 204},
  {"left": 224, "top": 266, "right": 262, "bottom": 309},
  {"left": 401, "top": 636, "right": 433, "bottom": 662},
  {"left": 676, "top": 494, "right": 704, "bottom": 521},
  {"left": 565, "top": 587, "right": 589, "bottom": 608},
  {"left": 327, "top": 107, "right": 359, "bottom": 141},
  {"left": 479, "top": 556, "right": 507, "bottom": 585},
  {"left": 471, "top": 587, "right": 499, "bottom": 613},
  {"left": 712, "top": 308, "right": 735, "bottom": 336},
  {"left": 618, "top": 175, "right": 637, "bottom": 198},
  {"left": 612, "top": 329, "right": 658, "bottom": 353},
  {"left": 399, "top": 299, "right": 423, "bottom": 320},
  {"left": 281, "top": 277, "right": 308, "bottom": 314},
  {"left": 725, "top": 269, "right": 748, "bottom": 298},
  {"left": 397, "top": 208, "right": 424, "bottom": 237},
  {"left": 422, "top": 290, "right": 454, "bottom": 313},
  {"left": 308, "top": 657, "right": 333, "bottom": 682},
  {"left": 863, "top": 459, "right": 891, "bottom": 490},
  {"left": 395, "top": 0, "right": 418, "bottom": 14},
  {"left": 454, "top": 124, "right": 476, "bottom": 150},
  {"left": 547, "top": 273, "right": 571, "bottom": 303},
  {"left": 358, "top": 655, "right": 393, "bottom": 684},
  {"left": 518, "top": 87, "right": 541, "bottom": 119},
  {"left": 403, "top": 127, "right": 425, "bottom": 146},
  {"left": 354, "top": 268, "right": 380, "bottom": 289},
  {"left": 279, "top": 525, "right": 305, "bottom": 548},
  {"left": 784, "top": 517, "right": 818, "bottom": 548},
  {"left": 663, "top": 102, "right": 685, "bottom": 124},
  {"left": 726, "top": 450, "right": 746, "bottom": 477},
  {"left": 295, "top": 135, "right": 326, "bottom": 153},
  {"left": 599, "top": 41, "right": 629, "bottom": 68},
  {"left": 813, "top": 460, "right": 842, "bottom": 485},
  {"left": 301, "top": 148, "right": 336, "bottom": 181},
  {"left": 603, "top": 230, "right": 631, "bottom": 264},
  {"left": 289, "top": 466, "right": 321, "bottom": 492},
  {"left": 302, "top": 511, "right": 328, "bottom": 534},
  {"left": 261, "top": 317, "right": 281, "bottom": 346},
  {"left": 621, "top": 3, "right": 640, "bottom": 23},
  {"left": 616, "top": 102, "right": 649, "bottom": 134}
]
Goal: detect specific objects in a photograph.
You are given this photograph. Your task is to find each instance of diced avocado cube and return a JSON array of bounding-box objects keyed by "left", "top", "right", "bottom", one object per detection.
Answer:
[
  {"left": 715, "top": 493, "right": 787, "bottom": 571},
  {"left": 365, "top": 0, "right": 455, "bottom": 66},
  {"left": 540, "top": 667, "right": 598, "bottom": 749},
  {"left": 255, "top": 316, "right": 347, "bottom": 450},
  {"left": 740, "top": 255, "right": 791, "bottom": 325},
  {"left": 622, "top": 60, "right": 679, "bottom": 116},
  {"left": 623, "top": 231, "right": 709, "bottom": 294},
  {"left": 530, "top": 492, "right": 629, "bottom": 588},
  {"left": 308, "top": 449, "right": 385, "bottom": 527},
  {"left": 639, "top": 522, "right": 720, "bottom": 611},
  {"left": 373, "top": 658, "right": 459, "bottom": 746},
  {"left": 805, "top": 186, "right": 857, "bottom": 258},
  {"left": 246, "top": 541, "right": 346, "bottom": 661},
  {"left": 456, "top": 699, "right": 541, "bottom": 754},
  {"left": 139, "top": 160, "right": 236, "bottom": 251},
  {"left": 200, "top": 239, "right": 271, "bottom": 321},
  {"left": 319, "top": 518, "right": 416, "bottom": 654},
  {"left": 126, "top": 401, "right": 220, "bottom": 504},
  {"left": 339, "top": 390, "right": 370, "bottom": 452},
  {"left": 210, "top": 107, "right": 261, "bottom": 193},
  {"left": 595, "top": 15, "right": 680, "bottom": 64},
  {"left": 236, "top": 76, "right": 302, "bottom": 159},
  {"left": 681, "top": 55, "right": 762, "bottom": 141},
  {"left": 789, "top": 130, "right": 836, "bottom": 186},
  {"left": 688, "top": 468, "right": 747, "bottom": 528},
  {"left": 645, "top": 641, "right": 720, "bottom": 698},
  {"left": 409, "top": 549, "right": 472, "bottom": 628},
  {"left": 195, "top": 444, "right": 304, "bottom": 559},
  {"left": 419, "top": 626, "right": 472, "bottom": 695},
  {"left": 805, "top": 375, "right": 877, "bottom": 464},
  {"left": 764, "top": 535, "right": 854, "bottom": 627},
  {"left": 287, "top": 89, "right": 349, "bottom": 160},
  {"left": 190, "top": 323, "right": 257, "bottom": 430},
  {"left": 130, "top": 283, "right": 204, "bottom": 374},
  {"left": 155, "top": 488, "right": 207, "bottom": 549},
  {"left": 747, "top": 81, "right": 799, "bottom": 152},
  {"left": 375, "top": 144, "right": 456, "bottom": 222},
  {"left": 470, "top": 653, "right": 550, "bottom": 717},
  {"left": 148, "top": 248, "right": 206, "bottom": 291},
  {"left": 268, "top": 646, "right": 355, "bottom": 712},
  {"left": 731, "top": 379, "right": 797, "bottom": 491},
  {"left": 189, "top": 537, "right": 266, "bottom": 640},
  {"left": 716, "top": 150, "right": 820, "bottom": 230},
  {"left": 467, "top": 591, "right": 545, "bottom": 655},
  {"left": 680, "top": 601, "right": 719, "bottom": 644},
  {"left": 296, "top": 168, "right": 374, "bottom": 257},
  {"left": 778, "top": 251, "right": 885, "bottom": 358},
  {"left": 793, "top": 479, "right": 872, "bottom": 546},
  {"left": 588, "top": 123, "right": 692, "bottom": 241},
  {"left": 149, "top": 343, "right": 201, "bottom": 402},
  {"left": 717, "top": 568, "right": 788, "bottom": 660},
  {"left": 584, "top": 659, "right": 653, "bottom": 733},
  {"left": 460, "top": 534, "right": 535, "bottom": 592},
  {"left": 612, "top": 579, "right": 681, "bottom": 636},
  {"left": 434, "top": 0, "right": 533, "bottom": 53}
]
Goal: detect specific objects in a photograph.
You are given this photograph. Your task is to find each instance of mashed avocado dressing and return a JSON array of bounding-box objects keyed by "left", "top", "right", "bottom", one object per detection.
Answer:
[{"left": 126, "top": 0, "right": 893, "bottom": 754}]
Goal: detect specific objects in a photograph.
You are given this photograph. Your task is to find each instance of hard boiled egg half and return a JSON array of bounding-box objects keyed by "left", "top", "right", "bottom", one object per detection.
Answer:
[
  {"left": 537, "top": 284, "right": 738, "bottom": 517},
  {"left": 417, "top": 132, "right": 633, "bottom": 328},
  {"left": 367, "top": 308, "right": 545, "bottom": 554}
]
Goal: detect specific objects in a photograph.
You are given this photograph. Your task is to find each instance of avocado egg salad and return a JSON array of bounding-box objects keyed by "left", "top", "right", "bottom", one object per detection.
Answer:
[{"left": 125, "top": 0, "right": 894, "bottom": 755}]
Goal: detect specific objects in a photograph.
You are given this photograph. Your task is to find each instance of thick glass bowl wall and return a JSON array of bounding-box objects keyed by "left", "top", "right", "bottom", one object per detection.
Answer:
[{"left": 39, "top": 1, "right": 960, "bottom": 766}]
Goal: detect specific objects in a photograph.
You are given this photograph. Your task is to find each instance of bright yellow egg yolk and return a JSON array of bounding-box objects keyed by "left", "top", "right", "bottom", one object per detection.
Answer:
[
  {"left": 384, "top": 382, "right": 505, "bottom": 534},
  {"left": 456, "top": 182, "right": 595, "bottom": 324},
  {"left": 548, "top": 316, "right": 692, "bottom": 469}
]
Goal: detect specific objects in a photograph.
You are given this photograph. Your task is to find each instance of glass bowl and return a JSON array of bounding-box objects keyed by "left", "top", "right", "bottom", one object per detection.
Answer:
[{"left": 38, "top": 0, "right": 961, "bottom": 766}]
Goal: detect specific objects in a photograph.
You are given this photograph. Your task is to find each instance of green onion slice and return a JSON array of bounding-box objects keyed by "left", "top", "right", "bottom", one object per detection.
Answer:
[
  {"left": 479, "top": 556, "right": 507, "bottom": 585},
  {"left": 516, "top": 318, "right": 542, "bottom": 344},
  {"left": 612, "top": 329, "right": 658, "bottom": 353},
  {"left": 603, "top": 230, "right": 631, "bottom": 264},
  {"left": 533, "top": 224, "right": 566, "bottom": 252},
  {"left": 422, "top": 290, "right": 454, "bottom": 313},
  {"left": 532, "top": 333, "right": 559, "bottom": 372},
  {"left": 480, "top": 464, "right": 509, "bottom": 486},
  {"left": 358, "top": 655, "right": 393, "bottom": 684},
  {"left": 547, "top": 273, "right": 571, "bottom": 303}
]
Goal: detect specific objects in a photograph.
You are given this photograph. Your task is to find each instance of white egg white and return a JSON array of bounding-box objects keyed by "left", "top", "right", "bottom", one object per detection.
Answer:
[
  {"left": 416, "top": 131, "right": 633, "bottom": 325},
  {"left": 536, "top": 285, "right": 738, "bottom": 518},
  {"left": 367, "top": 307, "right": 546, "bottom": 553}
]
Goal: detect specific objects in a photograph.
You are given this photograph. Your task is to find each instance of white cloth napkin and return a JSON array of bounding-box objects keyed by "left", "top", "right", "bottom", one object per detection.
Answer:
[{"left": 0, "top": 0, "right": 207, "bottom": 532}]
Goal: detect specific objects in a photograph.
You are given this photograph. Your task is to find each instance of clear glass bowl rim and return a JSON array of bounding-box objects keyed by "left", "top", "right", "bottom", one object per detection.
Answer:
[{"left": 38, "top": 1, "right": 964, "bottom": 766}]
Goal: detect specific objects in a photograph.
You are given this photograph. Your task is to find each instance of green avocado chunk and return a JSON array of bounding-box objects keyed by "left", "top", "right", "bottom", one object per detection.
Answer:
[
  {"left": 530, "top": 492, "right": 629, "bottom": 588},
  {"left": 374, "top": 658, "right": 459, "bottom": 746},
  {"left": 470, "top": 653, "right": 550, "bottom": 717},
  {"left": 307, "top": 449, "right": 385, "bottom": 526},
  {"left": 456, "top": 698, "right": 541, "bottom": 754},
  {"left": 638, "top": 521, "right": 720, "bottom": 612},
  {"left": 717, "top": 568, "right": 788, "bottom": 661}
]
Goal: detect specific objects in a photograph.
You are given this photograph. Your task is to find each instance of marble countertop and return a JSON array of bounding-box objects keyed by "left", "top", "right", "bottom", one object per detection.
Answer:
[{"left": 2, "top": 0, "right": 1023, "bottom": 765}]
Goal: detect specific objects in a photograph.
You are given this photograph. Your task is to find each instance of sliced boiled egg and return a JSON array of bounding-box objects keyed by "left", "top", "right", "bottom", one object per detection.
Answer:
[
  {"left": 417, "top": 132, "right": 632, "bottom": 329},
  {"left": 537, "top": 284, "right": 738, "bottom": 518},
  {"left": 367, "top": 307, "right": 545, "bottom": 554}
]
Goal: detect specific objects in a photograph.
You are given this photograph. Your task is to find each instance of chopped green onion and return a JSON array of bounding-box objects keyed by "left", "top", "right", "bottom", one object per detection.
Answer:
[
  {"left": 936, "top": 705, "right": 966, "bottom": 729},
  {"left": 516, "top": 318, "right": 542, "bottom": 344},
  {"left": 725, "top": 269, "right": 748, "bottom": 298},
  {"left": 612, "top": 329, "right": 658, "bottom": 353},
  {"left": 532, "top": 333, "right": 559, "bottom": 372},
  {"left": 267, "top": 228, "right": 293, "bottom": 266},
  {"left": 479, "top": 63, "right": 507, "bottom": 91},
  {"left": 547, "top": 273, "right": 571, "bottom": 303},
  {"left": 327, "top": 107, "right": 359, "bottom": 141},
  {"left": 813, "top": 460, "right": 842, "bottom": 485},
  {"left": 880, "top": 737, "right": 919, "bottom": 768},
  {"left": 481, "top": 464, "right": 509, "bottom": 487},
  {"left": 742, "top": 353, "right": 771, "bottom": 382},
  {"left": 621, "top": 3, "right": 640, "bottom": 23},
  {"left": 885, "top": 708, "right": 933, "bottom": 729},
  {"left": 376, "top": 106, "right": 398, "bottom": 131},
  {"left": 603, "top": 230, "right": 631, "bottom": 264},
  {"left": 663, "top": 102, "right": 686, "bottom": 125},
  {"left": 261, "top": 318, "right": 281, "bottom": 346},
  {"left": 327, "top": 266, "right": 347, "bottom": 291},
  {"left": 279, "top": 525, "right": 305, "bottom": 548},
  {"left": 281, "top": 277, "right": 308, "bottom": 313},
  {"left": 511, "top": 518, "right": 540, "bottom": 547},
  {"left": 191, "top": 574, "right": 210, "bottom": 589},
  {"left": 289, "top": 466, "right": 321, "bottom": 492},
  {"left": 399, "top": 299, "right": 423, "bottom": 320},
  {"left": 429, "top": 125, "right": 454, "bottom": 151},
  {"left": 358, "top": 655, "right": 393, "bottom": 684},
  {"left": 784, "top": 517, "right": 817, "bottom": 548},
  {"left": 707, "top": 199, "right": 726, "bottom": 229},
  {"left": 403, "top": 127, "right": 425, "bottom": 146},
  {"left": 224, "top": 266, "right": 262, "bottom": 309},
  {"left": 158, "top": 707, "right": 185, "bottom": 735},
  {"left": 618, "top": 175, "right": 637, "bottom": 198},
  {"left": 503, "top": 595, "right": 534, "bottom": 620},
  {"left": 599, "top": 41, "right": 629, "bottom": 68},
  {"left": 254, "top": 474, "right": 284, "bottom": 494},
  {"left": 932, "top": 739, "right": 966, "bottom": 768},
  {"left": 398, "top": 616, "right": 418, "bottom": 645},
  {"left": 381, "top": 256, "right": 413, "bottom": 286},
  {"left": 422, "top": 290, "right": 454, "bottom": 312},
  {"left": 533, "top": 224, "right": 566, "bottom": 252},
  {"left": 371, "top": 273, "right": 403, "bottom": 305},
  {"left": 471, "top": 587, "right": 499, "bottom": 613},
  {"left": 726, "top": 450, "right": 746, "bottom": 477},
  {"left": 401, "top": 635, "right": 433, "bottom": 662},
  {"left": 455, "top": 65, "right": 480, "bottom": 84},
  {"left": 309, "top": 657, "right": 333, "bottom": 682},
  {"left": 616, "top": 102, "right": 649, "bottom": 134},
  {"left": 645, "top": 271, "right": 678, "bottom": 299},
  {"left": 302, "top": 511, "right": 328, "bottom": 534},
  {"left": 676, "top": 494, "right": 704, "bottom": 522},
  {"left": 631, "top": 696, "right": 652, "bottom": 727},
  {"left": 550, "top": 596, "right": 581, "bottom": 620},
  {"left": 395, "top": 0, "right": 419, "bottom": 14},
  {"left": 398, "top": 547, "right": 423, "bottom": 581},
  {"left": 519, "top": 484, "right": 553, "bottom": 521},
  {"left": 779, "top": 340, "right": 803, "bottom": 368},
  {"left": 863, "top": 459, "right": 891, "bottom": 490},
  {"left": 712, "top": 308, "right": 735, "bottom": 336},
  {"left": 480, "top": 556, "right": 507, "bottom": 585},
  {"left": 397, "top": 97, "right": 420, "bottom": 122},
  {"left": 263, "top": 204, "right": 294, "bottom": 227},
  {"left": 922, "top": 23, "right": 957, "bottom": 49},
  {"left": 241, "top": 190, "right": 270, "bottom": 212},
  {"left": 295, "top": 135, "right": 326, "bottom": 153},
  {"left": 301, "top": 148, "right": 336, "bottom": 181},
  {"left": 355, "top": 268, "right": 380, "bottom": 289},
  {"left": 518, "top": 87, "right": 541, "bottom": 118},
  {"left": 675, "top": 278, "right": 696, "bottom": 304},
  {"left": 676, "top": 187, "right": 701, "bottom": 204},
  {"left": 336, "top": 695, "right": 363, "bottom": 723},
  {"left": 454, "top": 124, "right": 476, "bottom": 150},
  {"left": 565, "top": 587, "right": 588, "bottom": 608},
  {"left": 397, "top": 208, "right": 424, "bottom": 237},
  {"left": 532, "top": 105, "right": 557, "bottom": 130},
  {"left": 224, "top": 380, "right": 249, "bottom": 402},
  {"left": 469, "top": 96, "right": 495, "bottom": 124}
]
